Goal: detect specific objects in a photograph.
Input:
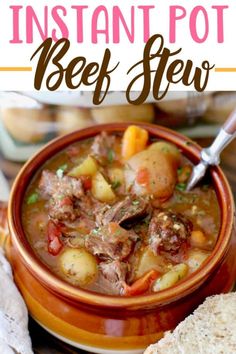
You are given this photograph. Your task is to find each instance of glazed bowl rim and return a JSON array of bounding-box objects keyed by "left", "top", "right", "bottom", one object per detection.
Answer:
[{"left": 8, "top": 122, "right": 234, "bottom": 309}]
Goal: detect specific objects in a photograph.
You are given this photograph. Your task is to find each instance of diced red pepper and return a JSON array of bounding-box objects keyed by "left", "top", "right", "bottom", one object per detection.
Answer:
[
  {"left": 47, "top": 220, "right": 63, "bottom": 256},
  {"left": 80, "top": 176, "right": 92, "bottom": 191},
  {"left": 122, "top": 269, "right": 160, "bottom": 296}
]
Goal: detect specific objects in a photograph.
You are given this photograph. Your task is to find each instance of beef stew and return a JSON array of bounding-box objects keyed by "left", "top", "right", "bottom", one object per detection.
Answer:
[{"left": 22, "top": 126, "right": 220, "bottom": 296}]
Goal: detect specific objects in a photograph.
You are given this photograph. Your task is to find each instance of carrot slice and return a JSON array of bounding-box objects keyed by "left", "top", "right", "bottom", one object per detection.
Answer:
[
  {"left": 190, "top": 230, "right": 207, "bottom": 248},
  {"left": 177, "top": 165, "right": 192, "bottom": 183},
  {"left": 123, "top": 269, "right": 160, "bottom": 296},
  {"left": 122, "top": 125, "right": 148, "bottom": 161}
]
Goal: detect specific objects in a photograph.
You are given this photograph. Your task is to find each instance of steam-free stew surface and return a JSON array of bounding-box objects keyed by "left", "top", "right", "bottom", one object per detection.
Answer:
[{"left": 22, "top": 126, "right": 220, "bottom": 296}]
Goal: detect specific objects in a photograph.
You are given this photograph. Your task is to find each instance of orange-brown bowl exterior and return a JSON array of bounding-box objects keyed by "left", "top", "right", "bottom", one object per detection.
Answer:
[{"left": 7, "top": 123, "right": 236, "bottom": 353}]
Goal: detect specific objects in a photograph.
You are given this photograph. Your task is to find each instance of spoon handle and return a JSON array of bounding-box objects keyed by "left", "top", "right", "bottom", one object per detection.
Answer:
[
  {"left": 223, "top": 108, "right": 236, "bottom": 135},
  {"left": 187, "top": 108, "right": 236, "bottom": 190},
  {"left": 200, "top": 109, "right": 236, "bottom": 166}
]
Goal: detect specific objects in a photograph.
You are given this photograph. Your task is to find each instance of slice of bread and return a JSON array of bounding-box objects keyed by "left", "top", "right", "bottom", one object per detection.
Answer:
[{"left": 144, "top": 293, "right": 236, "bottom": 354}]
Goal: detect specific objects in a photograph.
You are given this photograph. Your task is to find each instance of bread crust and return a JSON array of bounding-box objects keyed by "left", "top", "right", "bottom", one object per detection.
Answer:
[{"left": 144, "top": 293, "right": 236, "bottom": 354}]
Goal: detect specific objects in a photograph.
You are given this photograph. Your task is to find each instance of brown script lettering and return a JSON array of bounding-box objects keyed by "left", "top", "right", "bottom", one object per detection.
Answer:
[
  {"left": 31, "top": 38, "right": 119, "bottom": 104},
  {"left": 126, "top": 34, "right": 214, "bottom": 104}
]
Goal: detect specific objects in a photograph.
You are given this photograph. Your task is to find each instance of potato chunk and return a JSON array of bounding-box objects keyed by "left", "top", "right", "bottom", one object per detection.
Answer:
[
  {"left": 91, "top": 172, "right": 116, "bottom": 202},
  {"left": 68, "top": 156, "right": 98, "bottom": 178},
  {"left": 186, "top": 249, "right": 210, "bottom": 273},
  {"left": 134, "top": 247, "right": 169, "bottom": 280},
  {"left": 153, "top": 263, "right": 188, "bottom": 292},
  {"left": 107, "top": 167, "right": 125, "bottom": 191},
  {"left": 125, "top": 147, "right": 179, "bottom": 199},
  {"left": 60, "top": 248, "right": 98, "bottom": 286},
  {"left": 149, "top": 141, "right": 181, "bottom": 168}
]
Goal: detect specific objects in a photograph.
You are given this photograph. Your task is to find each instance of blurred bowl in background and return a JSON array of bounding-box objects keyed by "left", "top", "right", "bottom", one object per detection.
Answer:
[{"left": 0, "top": 91, "right": 234, "bottom": 162}]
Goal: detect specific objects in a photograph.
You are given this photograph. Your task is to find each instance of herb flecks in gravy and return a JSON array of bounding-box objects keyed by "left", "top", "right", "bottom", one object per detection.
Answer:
[{"left": 22, "top": 126, "right": 220, "bottom": 296}]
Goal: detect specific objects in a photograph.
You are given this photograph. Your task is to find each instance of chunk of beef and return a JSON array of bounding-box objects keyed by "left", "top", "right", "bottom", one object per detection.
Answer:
[
  {"left": 61, "top": 229, "right": 86, "bottom": 249},
  {"left": 48, "top": 195, "right": 77, "bottom": 221},
  {"left": 85, "top": 222, "right": 136, "bottom": 260},
  {"left": 148, "top": 210, "right": 192, "bottom": 254},
  {"left": 39, "top": 170, "right": 84, "bottom": 200},
  {"left": 96, "top": 196, "right": 151, "bottom": 227},
  {"left": 99, "top": 260, "right": 128, "bottom": 283},
  {"left": 74, "top": 195, "right": 95, "bottom": 216},
  {"left": 91, "top": 132, "right": 116, "bottom": 164},
  {"left": 39, "top": 170, "right": 84, "bottom": 222},
  {"left": 48, "top": 195, "right": 97, "bottom": 224},
  {"left": 58, "top": 195, "right": 99, "bottom": 229}
]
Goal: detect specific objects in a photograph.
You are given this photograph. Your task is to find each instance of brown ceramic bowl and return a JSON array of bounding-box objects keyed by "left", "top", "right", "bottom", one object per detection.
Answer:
[{"left": 7, "top": 123, "right": 236, "bottom": 354}]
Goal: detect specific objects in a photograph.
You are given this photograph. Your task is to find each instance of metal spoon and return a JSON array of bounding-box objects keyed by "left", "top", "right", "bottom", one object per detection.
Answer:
[{"left": 186, "top": 108, "right": 236, "bottom": 191}]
